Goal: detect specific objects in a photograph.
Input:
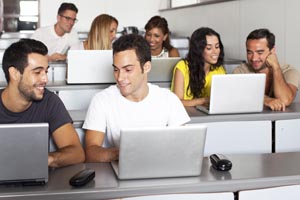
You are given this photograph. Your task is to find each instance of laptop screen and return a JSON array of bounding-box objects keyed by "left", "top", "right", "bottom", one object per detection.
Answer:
[
  {"left": 0, "top": 123, "right": 49, "bottom": 184},
  {"left": 67, "top": 50, "right": 114, "bottom": 84}
]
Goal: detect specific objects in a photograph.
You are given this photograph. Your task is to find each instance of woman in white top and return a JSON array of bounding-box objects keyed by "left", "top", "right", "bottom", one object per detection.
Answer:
[
  {"left": 144, "top": 16, "right": 180, "bottom": 58},
  {"left": 71, "top": 14, "right": 118, "bottom": 50}
]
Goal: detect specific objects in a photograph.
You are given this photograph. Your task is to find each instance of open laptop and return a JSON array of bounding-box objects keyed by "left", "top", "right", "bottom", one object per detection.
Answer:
[
  {"left": 111, "top": 125, "right": 207, "bottom": 180},
  {"left": 148, "top": 57, "right": 181, "bottom": 82},
  {"left": 0, "top": 123, "right": 49, "bottom": 185},
  {"left": 66, "top": 50, "right": 115, "bottom": 84},
  {"left": 196, "top": 73, "right": 266, "bottom": 114}
]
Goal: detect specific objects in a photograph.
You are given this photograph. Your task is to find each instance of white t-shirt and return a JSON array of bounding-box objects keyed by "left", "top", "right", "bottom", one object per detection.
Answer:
[
  {"left": 83, "top": 83, "right": 190, "bottom": 147},
  {"left": 31, "top": 25, "right": 79, "bottom": 55}
]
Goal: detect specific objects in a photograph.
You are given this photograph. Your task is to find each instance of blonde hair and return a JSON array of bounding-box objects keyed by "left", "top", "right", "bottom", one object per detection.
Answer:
[{"left": 86, "top": 14, "right": 118, "bottom": 50}]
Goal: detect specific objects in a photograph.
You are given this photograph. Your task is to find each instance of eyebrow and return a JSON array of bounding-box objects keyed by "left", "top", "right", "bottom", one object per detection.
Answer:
[
  {"left": 31, "top": 66, "right": 50, "bottom": 71},
  {"left": 112, "top": 64, "right": 134, "bottom": 69}
]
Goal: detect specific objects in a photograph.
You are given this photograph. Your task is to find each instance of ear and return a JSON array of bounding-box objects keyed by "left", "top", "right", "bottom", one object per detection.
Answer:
[
  {"left": 143, "top": 61, "right": 151, "bottom": 73},
  {"left": 8, "top": 67, "right": 21, "bottom": 81}
]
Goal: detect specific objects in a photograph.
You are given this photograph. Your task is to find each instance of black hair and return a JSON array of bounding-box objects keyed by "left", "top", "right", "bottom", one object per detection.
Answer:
[
  {"left": 2, "top": 39, "right": 48, "bottom": 83},
  {"left": 113, "top": 34, "right": 151, "bottom": 72},
  {"left": 57, "top": 2, "right": 78, "bottom": 15},
  {"left": 186, "top": 27, "right": 224, "bottom": 98},
  {"left": 246, "top": 28, "right": 275, "bottom": 50}
]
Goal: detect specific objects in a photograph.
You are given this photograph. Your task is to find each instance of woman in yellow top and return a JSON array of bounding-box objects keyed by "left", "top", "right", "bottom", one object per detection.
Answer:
[{"left": 171, "top": 27, "right": 226, "bottom": 106}]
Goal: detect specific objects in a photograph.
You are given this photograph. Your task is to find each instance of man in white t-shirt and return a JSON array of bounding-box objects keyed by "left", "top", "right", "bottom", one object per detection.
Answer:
[
  {"left": 31, "top": 2, "right": 79, "bottom": 62},
  {"left": 83, "top": 34, "right": 190, "bottom": 162}
]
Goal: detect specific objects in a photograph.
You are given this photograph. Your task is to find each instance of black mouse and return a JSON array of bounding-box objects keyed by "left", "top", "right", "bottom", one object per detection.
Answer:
[{"left": 210, "top": 154, "right": 232, "bottom": 171}]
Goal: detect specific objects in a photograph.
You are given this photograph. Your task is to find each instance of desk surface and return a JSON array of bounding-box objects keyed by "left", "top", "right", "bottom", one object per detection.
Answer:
[
  {"left": 1, "top": 152, "right": 300, "bottom": 200},
  {"left": 69, "top": 102, "right": 300, "bottom": 128}
]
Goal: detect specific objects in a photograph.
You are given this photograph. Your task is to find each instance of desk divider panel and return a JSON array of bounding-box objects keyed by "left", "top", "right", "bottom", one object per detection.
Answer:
[
  {"left": 239, "top": 184, "right": 300, "bottom": 199},
  {"left": 188, "top": 121, "right": 272, "bottom": 156},
  {"left": 123, "top": 192, "right": 234, "bottom": 200}
]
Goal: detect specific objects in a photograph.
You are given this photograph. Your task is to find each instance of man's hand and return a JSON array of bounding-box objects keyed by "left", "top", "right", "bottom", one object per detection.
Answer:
[
  {"left": 265, "top": 53, "right": 280, "bottom": 70},
  {"left": 264, "top": 96, "right": 286, "bottom": 111},
  {"left": 49, "top": 53, "right": 67, "bottom": 62}
]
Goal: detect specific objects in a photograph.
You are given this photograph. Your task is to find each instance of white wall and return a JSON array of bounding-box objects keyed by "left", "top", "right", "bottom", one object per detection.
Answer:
[
  {"left": 39, "top": 0, "right": 165, "bottom": 32},
  {"left": 160, "top": 0, "right": 300, "bottom": 71}
]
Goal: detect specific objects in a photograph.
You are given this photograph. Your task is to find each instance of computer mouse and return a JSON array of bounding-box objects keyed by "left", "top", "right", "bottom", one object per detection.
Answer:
[{"left": 210, "top": 154, "right": 232, "bottom": 171}]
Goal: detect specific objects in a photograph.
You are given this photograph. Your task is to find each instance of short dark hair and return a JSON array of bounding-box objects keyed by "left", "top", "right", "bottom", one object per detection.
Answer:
[
  {"left": 112, "top": 34, "right": 151, "bottom": 72},
  {"left": 246, "top": 28, "right": 275, "bottom": 50},
  {"left": 2, "top": 39, "right": 48, "bottom": 83},
  {"left": 57, "top": 2, "right": 78, "bottom": 15}
]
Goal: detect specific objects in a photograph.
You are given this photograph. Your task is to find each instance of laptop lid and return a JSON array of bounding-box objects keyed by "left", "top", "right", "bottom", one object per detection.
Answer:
[
  {"left": 67, "top": 50, "right": 114, "bottom": 84},
  {"left": 149, "top": 57, "right": 181, "bottom": 82},
  {"left": 196, "top": 74, "right": 266, "bottom": 114},
  {"left": 0, "top": 123, "right": 49, "bottom": 184},
  {"left": 112, "top": 125, "right": 207, "bottom": 180}
]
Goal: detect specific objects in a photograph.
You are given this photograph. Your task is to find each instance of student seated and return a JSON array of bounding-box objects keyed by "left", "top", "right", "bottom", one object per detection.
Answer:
[
  {"left": 171, "top": 27, "right": 226, "bottom": 107},
  {"left": 144, "top": 16, "right": 180, "bottom": 58},
  {"left": 233, "top": 28, "right": 300, "bottom": 111},
  {"left": 0, "top": 39, "right": 84, "bottom": 168},
  {"left": 70, "top": 14, "right": 118, "bottom": 50},
  {"left": 83, "top": 34, "right": 190, "bottom": 162},
  {"left": 31, "top": 3, "right": 79, "bottom": 61}
]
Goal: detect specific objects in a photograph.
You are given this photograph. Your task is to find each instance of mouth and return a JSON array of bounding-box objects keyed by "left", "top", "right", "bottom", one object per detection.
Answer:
[
  {"left": 35, "top": 85, "right": 46, "bottom": 93},
  {"left": 211, "top": 55, "right": 219, "bottom": 60}
]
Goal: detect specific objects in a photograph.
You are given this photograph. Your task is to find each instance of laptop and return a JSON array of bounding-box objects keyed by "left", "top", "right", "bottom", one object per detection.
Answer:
[
  {"left": 66, "top": 50, "right": 115, "bottom": 84},
  {"left": 111, "top": 125, "right": 207, "bottom": 180},
  {"left": 196, "top": 73, "right": 266, "bottom": 114},
  {"left": 148, "top": 57, "right": 181, "bottom": 82},
  {"left": 0, "top": 123, "right": 49, "bottom": 185}
]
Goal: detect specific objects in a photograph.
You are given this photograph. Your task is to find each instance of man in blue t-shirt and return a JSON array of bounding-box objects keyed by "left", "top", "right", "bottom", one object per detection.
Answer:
[{"left": 0, "top": 38, "right": 84, "bottom": 168}]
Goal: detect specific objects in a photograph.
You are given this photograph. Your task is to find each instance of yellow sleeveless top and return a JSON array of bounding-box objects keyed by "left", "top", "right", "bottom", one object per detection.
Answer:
[{"left": 171, "top": 60, "right": 226, "bottom": 100}]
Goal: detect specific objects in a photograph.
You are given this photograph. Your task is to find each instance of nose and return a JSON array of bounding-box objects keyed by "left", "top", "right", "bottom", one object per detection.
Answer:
[
  {"left": 42, "top": 72, "right": 48, "bottom": 84},
  {"left": 116, "top": 70, "right": 126, "bottom": 82}
]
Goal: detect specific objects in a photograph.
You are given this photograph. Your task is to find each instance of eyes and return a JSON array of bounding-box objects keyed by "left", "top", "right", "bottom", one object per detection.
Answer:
[
  {"left": 113, "top": 66, "right": 133, "bottom": 73},
  {"left": 247, "top": 50, "right": 265, "bottom": 56},
  {"left": 32, "top": 68, "right": 48, "bottom": 75},
  {"left": 206, "top": 44, "right": 220, "bottom": 51}
]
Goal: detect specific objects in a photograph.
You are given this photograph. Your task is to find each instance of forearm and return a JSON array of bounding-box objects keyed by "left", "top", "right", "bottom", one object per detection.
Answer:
[
  {"left": 48, "top": 145, "right": 85, "bottom": 168},
  {"left": 181, "top": 98, "right": 208, "bottom": 107},
  {"left": 272, "top": 68, "right": 295, "bottom": 105},
  {"left": 85, "top": 145, "right": 119, "bottom": 163}
]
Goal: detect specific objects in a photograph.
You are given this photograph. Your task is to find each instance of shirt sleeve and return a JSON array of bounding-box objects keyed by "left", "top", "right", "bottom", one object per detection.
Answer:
[
  {"left": 167, "top": 91, "right": 191, "bottom": 126},
  {"left": 82, "top": 93, "right": 107, "bottom": 133}
]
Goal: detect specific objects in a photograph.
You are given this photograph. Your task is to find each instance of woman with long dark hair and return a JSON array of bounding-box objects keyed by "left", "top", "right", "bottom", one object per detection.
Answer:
[{"left": 171, "top": 27, "right": 226, "bottom": 106}]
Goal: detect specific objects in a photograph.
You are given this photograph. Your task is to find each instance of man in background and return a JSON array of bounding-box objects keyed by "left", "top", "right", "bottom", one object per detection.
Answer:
[
  {"left": 233, "top": 28, "right": 300, "bottom": 111},
  {"left": 31, "top": 2, "right": 79, "bottom": 61}
]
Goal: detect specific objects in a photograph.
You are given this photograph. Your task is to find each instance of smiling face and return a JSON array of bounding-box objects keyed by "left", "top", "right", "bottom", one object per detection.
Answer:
[
  {"left": 17, "top": 53, "right": 49, "bottom": 101},
  {"left": 203, "top": 35, "right": 221, "bottom": 67},
  {"left": 246, "top": 38, "right": 272, "bottom": 72},
  {"left": 145, "top": 27, "right": 167, "bottom": 56},
  {"left": 113, "top": 49, "right": 150, "bottom": 101},
  {"left": 56, "top": 9, "right": 77, "bottom": 34}
]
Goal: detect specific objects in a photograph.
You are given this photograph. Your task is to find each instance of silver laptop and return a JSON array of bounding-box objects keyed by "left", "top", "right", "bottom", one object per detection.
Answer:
[
  {"left": 196, "top": 74, "right": 266, "bottom": 114},
  {"left": 111, "top": 125, "right": 207, "bottom": 180},
  {"left": 149, "top": 57, "right": 181, "bottom": 82},
  {"left": 0, "top": 123, "right": 49, "bottom": 185},
  {"left": 67, "top": 50, "right": 115, "bottom": 84}
]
